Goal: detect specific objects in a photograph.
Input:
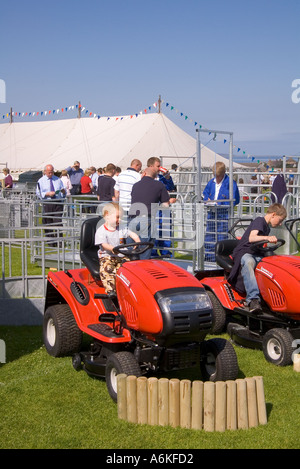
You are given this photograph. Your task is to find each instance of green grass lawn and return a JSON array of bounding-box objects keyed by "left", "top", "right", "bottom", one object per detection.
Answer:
[{"left": 0, "top": 326, "right": 299, "bottom": 449}]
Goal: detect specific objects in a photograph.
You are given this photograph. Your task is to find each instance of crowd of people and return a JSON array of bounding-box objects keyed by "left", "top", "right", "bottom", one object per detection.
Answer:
[
  {"left": 0, "top": 161, "right": 289, "bottom": 302},
  {"left": 33, "top": 158, "right": 177, "bottom": 251}
]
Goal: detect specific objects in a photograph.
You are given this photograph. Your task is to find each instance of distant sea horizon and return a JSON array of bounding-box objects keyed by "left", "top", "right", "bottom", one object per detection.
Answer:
[{"left": 220, "top": 154, "right": 293, "bottom": 163}]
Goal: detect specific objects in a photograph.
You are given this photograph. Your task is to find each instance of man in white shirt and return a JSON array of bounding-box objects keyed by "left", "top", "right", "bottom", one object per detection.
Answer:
[
  {"left": 114, "top": 159, "right": 142, "bottom": 210},
  {"left": 89, "top": 166, "right": 98, "bottom": 191},
  {"left": 36, "top": 164, "right": 65, "bottom": 244}
]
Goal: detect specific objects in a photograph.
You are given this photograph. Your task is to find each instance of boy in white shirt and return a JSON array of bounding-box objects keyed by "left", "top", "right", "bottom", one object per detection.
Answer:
[{"left": 95, "top": 202, "right": 140, "bottom": 295}]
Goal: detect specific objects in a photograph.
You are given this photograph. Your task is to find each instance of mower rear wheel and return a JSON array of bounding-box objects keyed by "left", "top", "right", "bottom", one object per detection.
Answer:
[
  {"left": 43, "top": 304, "right": 83, "bottom": 357},
  {"left": 262, "top": 328, "right": 293, "bottom": 366},
  {"left": 207, "top": 291, "right": 226, "bottom": 334},
  {"left": 105, "top": 351, "right": 142, "bottom": 402},
  {"left": 200, "top": 338, "right": 238, "bottom": 382}
]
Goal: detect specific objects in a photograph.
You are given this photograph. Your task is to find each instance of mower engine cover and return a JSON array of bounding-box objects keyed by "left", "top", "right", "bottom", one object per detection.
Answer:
[
  {"left": 116, "top": 259, "right": 213, "bottom": 346},
  {"left": 255, "top": 255, "right": 300, "bottom": 319}
]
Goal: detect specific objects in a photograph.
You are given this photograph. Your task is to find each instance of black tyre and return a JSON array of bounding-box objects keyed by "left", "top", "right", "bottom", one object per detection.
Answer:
[
  {"left": 43, "top": 304, "right": 83, "bottom": 357},
  {"left": 105, "top": 351, "right": 142, "bottom": 402},
  {"left": 207, "top": 291, "right": 226, "bottom": 334},
  {"left": 72, "top": 353, "right": 83, "bottom": 371},
  {"left": 262, "top": 328, "right": 293, "bottom": 366},
  {"left": 200, "top": 338, "right": 239, "bottom": 382}
]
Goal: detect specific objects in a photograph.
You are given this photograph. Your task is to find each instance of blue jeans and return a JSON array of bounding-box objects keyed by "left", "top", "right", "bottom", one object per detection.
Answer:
[{"left": 240, "top": 253, "right": 263, "bottom": 304}]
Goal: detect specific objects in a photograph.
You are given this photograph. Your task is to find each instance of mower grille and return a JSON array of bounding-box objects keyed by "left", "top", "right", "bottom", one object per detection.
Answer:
[
  {"left": 143, "top": 267, "right": 169, "bottom": 279},
  {"left": 173, "top": 311, "right": 212, "bottom": 336},
  {"left": 165, "top": 264, "right": 191, "bottom": 278},
  {"left": 161, "top": 344, "right": 200, "bottom": 370},
  {"left": 122, "top": 299, "right": 138, "bottom": 323},
  {"left": 268, "top": 288, "right": 285, "bottom": 308}
]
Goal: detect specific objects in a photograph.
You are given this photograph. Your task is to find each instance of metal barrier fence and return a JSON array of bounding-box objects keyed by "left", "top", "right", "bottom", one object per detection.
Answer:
[{"left": 1, "top": 179, "right": 300, "bottom": 314}]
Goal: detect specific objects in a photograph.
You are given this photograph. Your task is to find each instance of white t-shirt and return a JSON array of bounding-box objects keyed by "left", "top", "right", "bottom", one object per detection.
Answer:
[
  {"left": 95, "top": 224, "right": 129, "bottom": 258},
  {"left": 114, "top": 168, "right": 141, "bottom": 210},
  {"left": 214, "top": 176, "right": 225, "bottom": 200}
]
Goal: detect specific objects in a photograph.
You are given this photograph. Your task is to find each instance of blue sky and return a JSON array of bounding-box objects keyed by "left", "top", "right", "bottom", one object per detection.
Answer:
[{"left": 1, "top": 0, "right": 299, "bottom": 159}]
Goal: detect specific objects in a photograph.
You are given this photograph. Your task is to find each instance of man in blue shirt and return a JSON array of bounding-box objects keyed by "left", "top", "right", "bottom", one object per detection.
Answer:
[
  {"left": 36, "top": 164, "right": 65, "bottom": 244},
  {"left": 203, "top": 162, "right": 240, "bottom": 262},
  {"left": 66, "top": 160, "right": 84, "bottom": 195}
]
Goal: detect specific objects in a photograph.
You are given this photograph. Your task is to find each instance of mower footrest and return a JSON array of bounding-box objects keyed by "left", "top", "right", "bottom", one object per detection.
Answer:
[
  {"left": 229, "top": 324, "right": 262, "bottom": 350},
  {"left": 88, "top": 323, "right": 124, "bottom": 338}
]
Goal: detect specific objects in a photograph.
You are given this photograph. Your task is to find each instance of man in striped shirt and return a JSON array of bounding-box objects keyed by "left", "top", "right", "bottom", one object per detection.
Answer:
[{"left": 114, "top": 159, "right": 142, "bottom": 211}]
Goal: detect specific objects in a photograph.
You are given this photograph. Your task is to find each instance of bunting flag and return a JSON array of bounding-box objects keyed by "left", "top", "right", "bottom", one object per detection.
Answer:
[
  {"left": 2, "top": 104, "right": 79, "bottom": 121},
  {"left": 1, "top": 96, "right": 266, "bottom": 166},
  {"left": 161, "top": 98, "right": 262, "bottom": 164},
  {"left": 1, "top": 100, "right": 159, "bottom": 124}
]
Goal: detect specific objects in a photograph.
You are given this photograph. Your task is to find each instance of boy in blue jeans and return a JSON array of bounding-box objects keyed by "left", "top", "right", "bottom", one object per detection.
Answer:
[{"left": 228, "top": 203, "right": 287, "bottom": 313}]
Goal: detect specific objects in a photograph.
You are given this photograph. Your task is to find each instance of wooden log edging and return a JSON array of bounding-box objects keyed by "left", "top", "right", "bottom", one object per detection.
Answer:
[
  {"left": 117, "top": 375, "right": 267, "bottom": 431},
  {"left": 293, "top": 354, "right": 300, "bottom": 372}
]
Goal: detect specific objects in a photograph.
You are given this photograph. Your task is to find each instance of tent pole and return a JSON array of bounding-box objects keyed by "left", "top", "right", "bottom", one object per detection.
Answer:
[
  {"left": 78, "top": 101, "right": 81, "bottom": 119},
  {"left": 229, "top": 132, "right": 234, "bottom": 220},
  {"left": 196, "top": 129, "right": 202, "bottom": 202},
  {"left": 158, "top": 95, "right": 161, "bottom": 113}
]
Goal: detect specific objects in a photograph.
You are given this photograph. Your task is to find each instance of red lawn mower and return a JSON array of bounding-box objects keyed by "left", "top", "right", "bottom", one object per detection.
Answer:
[
  {"left": 197, "top": 218, "right": 300, "bottom": 366},
  {"left": 43, "top": 217, "right": 238, "bottom": 401}
]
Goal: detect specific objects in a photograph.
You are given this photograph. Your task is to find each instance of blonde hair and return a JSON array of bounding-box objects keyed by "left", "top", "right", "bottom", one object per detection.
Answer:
[
  {"left": 213, "top": 162, "right": 226, "bottom": 177},
  {"left": 84, "top": 169, "right": 91, "bottom": 176},
  {"left": 102, "top": 202, "right": 123, "bottom": 218}
]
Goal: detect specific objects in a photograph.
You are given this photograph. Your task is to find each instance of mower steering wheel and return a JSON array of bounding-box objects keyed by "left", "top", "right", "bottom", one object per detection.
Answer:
[
  {"left": 112, "top": 242, "right": 154, "bottom": 259},
  {"left": 251, "top": 238, "right": 285, "bottom": 254}
]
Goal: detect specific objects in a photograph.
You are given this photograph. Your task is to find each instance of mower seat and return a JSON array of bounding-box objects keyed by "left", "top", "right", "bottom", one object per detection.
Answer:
[
  {"left": 80, "top": 217, "right": 103, "bottom": 281},
  {"left": 215, "top": 239, "right": 239, "bottom": 273}
]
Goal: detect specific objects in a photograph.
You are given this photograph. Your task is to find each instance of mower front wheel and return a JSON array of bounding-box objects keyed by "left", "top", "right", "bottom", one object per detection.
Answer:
[
  {"left": 43, "top": 304, "right": 83, "bottom": 357},
  {"left": 262, "top": 328, "right": 293, "bottom": 366},
  {"left": 207, "top": 291, "right": 226, "bottom": 334},
  {"left": 200, "top": 338, "right": 239, "bottom": 382},
  {"left": 105, "top": 351, "right": 142, "bottom": 402}
]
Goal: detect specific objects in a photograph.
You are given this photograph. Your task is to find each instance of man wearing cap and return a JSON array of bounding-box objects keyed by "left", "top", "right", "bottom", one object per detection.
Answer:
[{"left": 66, "top": 161, "right": 84, "bottom": 195}]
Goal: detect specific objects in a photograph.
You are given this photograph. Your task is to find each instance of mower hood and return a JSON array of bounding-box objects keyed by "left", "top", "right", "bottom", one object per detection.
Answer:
[{"left": 261, "top": 255, "right": 300, "bottom": 281}]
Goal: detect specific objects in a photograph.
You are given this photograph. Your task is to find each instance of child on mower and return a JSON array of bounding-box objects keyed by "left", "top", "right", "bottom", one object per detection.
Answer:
[
  {"left": 228, "top": 203, "right": 287, "bottom": 314},
  {"left": 95, "top": 202, "right": 140, "bottom": 297}
]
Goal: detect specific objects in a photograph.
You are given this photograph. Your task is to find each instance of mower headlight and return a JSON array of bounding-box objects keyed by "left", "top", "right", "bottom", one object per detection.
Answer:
[{"left": 157, "top": 291, "right": 212, "bottom": 313}]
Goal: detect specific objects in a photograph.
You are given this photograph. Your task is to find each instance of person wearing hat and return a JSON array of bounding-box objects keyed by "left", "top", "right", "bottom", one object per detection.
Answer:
[{"left": 66, "top": 161, "right": 84, "bottom": 195}]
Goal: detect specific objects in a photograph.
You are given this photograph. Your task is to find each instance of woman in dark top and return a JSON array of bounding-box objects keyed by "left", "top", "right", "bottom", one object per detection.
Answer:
[{"left": 97, "top": 163, "right": 116, "bottom": 201}]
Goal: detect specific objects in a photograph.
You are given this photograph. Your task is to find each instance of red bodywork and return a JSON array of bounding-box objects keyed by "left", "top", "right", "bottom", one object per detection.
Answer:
[
  {"left": 46, "top": 259, "right": 205, "bottom": 342},
  {"left": 199, "top": 255, "right": 300, "bottom": 320}
]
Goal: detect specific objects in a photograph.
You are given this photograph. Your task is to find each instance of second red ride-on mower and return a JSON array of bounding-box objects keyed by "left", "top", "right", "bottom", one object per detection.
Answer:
[
  {"left": 43, "top": 217, "right": 238, "bottom": 401},
  {"left": 197, "top": 218, "right": 300, "bottom": 367}
]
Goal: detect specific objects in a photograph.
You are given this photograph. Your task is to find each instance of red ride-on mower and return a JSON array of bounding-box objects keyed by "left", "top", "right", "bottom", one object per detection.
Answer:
[
  {"left": 196, "top": 218, "right": 300, "bottom": 367},
  {"left": 43, "top": 217, "right": 238, "bottom": 401}
]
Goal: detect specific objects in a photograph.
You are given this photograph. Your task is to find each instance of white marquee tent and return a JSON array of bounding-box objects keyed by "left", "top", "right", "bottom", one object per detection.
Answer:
[{"left": 0, "top": 112, "right": 236, "bottom": 172}]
